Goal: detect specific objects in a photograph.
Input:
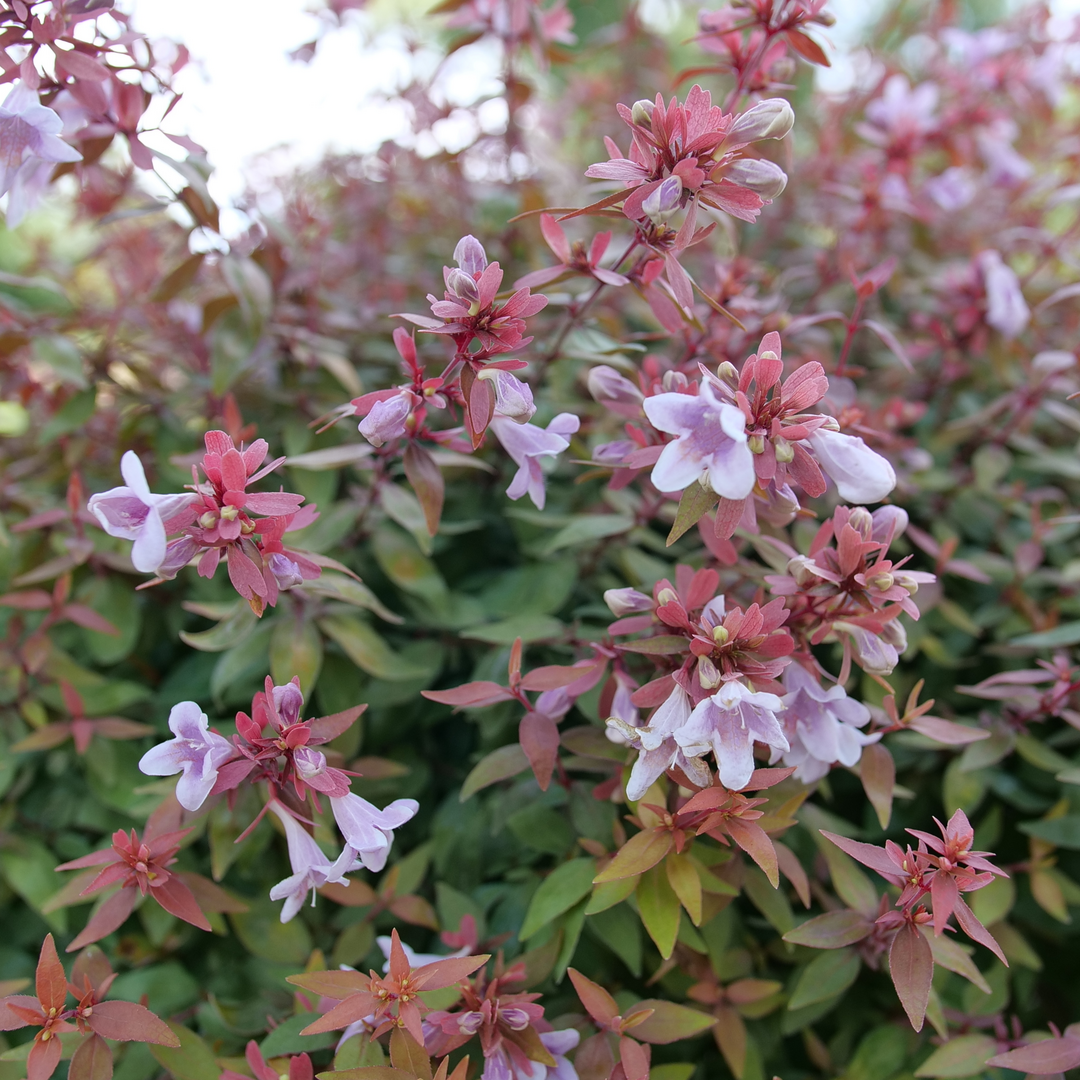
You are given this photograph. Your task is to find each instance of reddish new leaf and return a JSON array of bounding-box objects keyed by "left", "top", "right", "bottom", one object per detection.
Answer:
[
  {"left": 568, "top": 968, "right": 619, "bottom": 1027},
  {"left": 152, "top": 876, "right": 212, "bottom": 931},
  {"left": 403, "top": 443, "right": 445, "bottom": 537},
  {"left": 820, "top": 831, "right": 901, "bottom": 881},
  {"left": 87, "top": 1000, "right": 178, "bottom": 1046},
  {"left": 520, "top": 664, "right": 598, "bottom": 691},
  {"left": 67, "top": 1033, "right": 113, "bottom": 1080},
  {"left": 413, "top": 953, "right": 490, "bottom": 991},
  {"left": 422, "top": 682, "right": 515, "bottom": 707},
  {"left": 519, "top": 709, "right": 560, "bottom": 791},
  {"left": 952, "top": 897, "right": 1008, "bottom": 965},
  {"left": 889, "top": 922, "right": 933, "bottom": 1032},
  {"left": 28, "top": 1034, "right": 64, "bottom": 1080},
  {"left": 783, "top": 911, "right": 875, "bottom": 949},
  {"left": 593, "top": 829, "right": 674, "bottom": 883},
  {"left": 619, "top": 1036, "right": 650, "bottom": 1080},
  {"left": 986, "top": 1037, "right": 1080, "bottom": 1073},
  {"left": 36, "top": 935, "right": 68, "bottom": 1013},
  {"left": 68, "top": 889, "right": 138, "bottom": 951},
  {"left": 860, "top": 742, "right": 895, "bottom": 829},
  {"left": 725, "top": 818, "right": 779, "bottom": 888}
]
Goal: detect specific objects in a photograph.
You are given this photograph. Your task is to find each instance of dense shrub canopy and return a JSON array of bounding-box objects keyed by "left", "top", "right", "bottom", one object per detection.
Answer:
[{"left": 3, "top": 2, "right": 1080, "bottom": 1079}]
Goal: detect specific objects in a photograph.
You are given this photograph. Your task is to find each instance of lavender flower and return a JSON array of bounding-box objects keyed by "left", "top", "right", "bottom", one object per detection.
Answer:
[
  {"left": 806, "top": 428, "right": 896, "bottom": 504},
  {"left": 359, "top": 392, "right": 412, "bottom": 447},
  {"left": 268, "top": 553, "right": 304, "bottom": 590},
  {"left": 330, "top": 792, "right": 419, "bottom": 872},
  {"left": 609, "top": 685, "right": 711, "bottom": 800},
  {"left": 978, "top": 250, "right": 1029, "bottom": 339},
  {"left": 0, "top": 83, "right": 82, "bottom": 227},
  {"left": 642, "top": 175, "right": 683, "bottom": 225},
  {"left": 675, "top": 680, "right": 789, "bottom": 791},
  {"left": 730, "top": 99, "right": 795, "bottom": 142},
  {"left": 723, "top": 158, "right": 788, "bottom": 200},
  {"left": 138, "top": 701, "right": 235, "bottom": 811},
  {"left": 643, "top": 381, "right": 755, "bottom": 499},
  {"left": 268, "top": 802, "right": 360, "bottom": 923},
  {"left": 778, "top": 665, "right": 878, "bottom": 783},
  {"left": 489, "top": 413, "right": 580, "bottom": 510},
  {"left": 88, "top": 451, "right": 195, "bottom": 574},
  {"left": 454, "top": 234, "right": 488, "bottom": 276},
  {"left": 486, "top": 369, "right": 537, "bottom": 423},
  {"left": 603, "top": 587, "right": 653, "bottom": 617}
]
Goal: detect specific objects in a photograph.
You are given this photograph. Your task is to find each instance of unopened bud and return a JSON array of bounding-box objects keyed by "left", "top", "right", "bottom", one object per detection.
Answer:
[
  {"left": 711, "top": 624, "right": 729, "bottom": 645},
  {"left": 269, "top": 553, "right": 304, "bottom": 591},
  {"left": 657, "top": 588, "right": 678, "bottom": 607},
  {"left": 662, "top": 370, "right": 688, "bottom": 393},
  {"left": 199, "top": 511, "right": 218, "bottom": 529},
  {"left": 604, "top": 587, "right": 654, "bottom": 617},
  {"left": 453, "top": 234, "right": 487, "bottom": 276},
  {"left": 848, "top": 506, "right": 873, "bottom": 539},
  {"left": 820, "top": 416, "right": 841, "bottom": 432},
  {"left": 724, "top": 158, "right": 788, "bottom": 200},
  {"left": 773, "top": 436, "right": 794, "bottom": 463},
  {"left": 730, "top": 99, "right": 795, "bottom": 142},
  {"left": 880, "top": 620, "right": 908, "bottom": 649},
  {"left": 698, "top": 657, "right": 723, "bottom": 688},
  {"left": 446, "top": 267, "right": 480, "bottom": 304},
  {"left": 219, "top": 504, "right": 239, "bottom": 522},
  {"left": 869, "top": 571, "right": 894, "bottom": 591},
  {"left": 894, "top": 572, "right": 919, "bottom": 595},
  {"left": 786, "top": 554, "right": 821, "bottom": 586},
  {"left": 240, "top": 519, "right": 256, "bottom": 535},
  {"left": 871, "top": 505, "right": 909, "bottom": 544},
  {"left": 588, "top": 365, "right": 644, "bottom": 408},
  {"left": 642, "top": 174, "right": 683, "bottom": 225},
  {"left": 716, "top": 361, "right": 738, "bottom": 387},
  {"left": 631, "top": 99, "right": 655, "bottom": 128},
  {"left": 748, "top": 433, "right": 766, "bottom": 455}
]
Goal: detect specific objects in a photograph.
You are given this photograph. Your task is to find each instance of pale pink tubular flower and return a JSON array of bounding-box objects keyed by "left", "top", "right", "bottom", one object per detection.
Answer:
[
  {"left": 675, "top": 680, "right": 788, "bottom": 791},
  {"left": 0, "top": 83, "right": 82, "bottom": 226},
  {"left": 608, "top": 685, "right": 711, "bottom": 800},
  {"left": 485, "top": 369, "right": 536, "bottom": 423},
  {"left": 977, "top": 249, "right": 1029, "bottom": 339},
  {"left": 643, "top": 381, "right": 755, "bottom": 498},
  {"left": 489, "top": 1029, "right": 579, "bottom": 1080},
  {"left": 806, "top": 428, "right": 896, "bottom": 504},
  {"left": 138, "top": 701, "right": 235, "bottom": 811},
  {"left": 489, "top": 413, "right": 580, "bottom": 510},
  {"left": 603, "top": 587, "right": 653, "bottom": 617},
  {"left": 359, "top": 391, "right": 413, "bottom": 446},
  {"left": 88, "top": 451, "right": 196, "bottom": 573},
  {"left": 268, "top": 802, "right": 360, "bottom": 923},
  {"left": 329, "top": 793, "right": 419, "bottom": 873},
  {"left": 777, "top": 664, "right": 878, "bottom": 782}
]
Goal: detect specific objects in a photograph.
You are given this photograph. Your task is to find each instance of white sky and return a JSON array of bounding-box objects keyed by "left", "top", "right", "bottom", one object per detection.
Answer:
[{"left": 125, "top": 0, "right": 1080, "bottom": 224}]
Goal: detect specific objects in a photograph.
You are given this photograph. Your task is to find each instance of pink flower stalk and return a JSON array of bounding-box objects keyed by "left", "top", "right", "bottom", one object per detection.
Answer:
[
  {"left": 88, "top": 452, "right": 195, "bottom": 573},
  {"left": 137, "top": 701, "right": 234, "bottom": 812},
  {"left": 643, "top": 379, "right": 755, "bottom": 499},
  {"left": 514, "top": 213, "right": 630, "bottom": 289},
  {"left": 675, "top": 679, "right": 789, "bottom": 791},
  {"left": 329, "top": 792, "right": 419, "bottom": 872},
  {"left": 268, "top": 802, "right": 361, "bottom": 923},
  {"left": 776, "top": 664, "right": 878, "bottom": 782},
  {"left": 608, "top": 684, "right": 712, "bottom": 800},
  {"left": 489, "top": 413, "right": 580, "bottom": 509},
  {"left": 585, "top": 85, "right": 793, "bottom": 225},
  {"left": 0, "top": 83, "right": 82, "bottom": 226}
]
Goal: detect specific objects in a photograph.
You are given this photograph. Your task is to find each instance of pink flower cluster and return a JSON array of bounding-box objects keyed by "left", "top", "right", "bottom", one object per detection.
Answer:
[
  {"left": 137, "top": 677, "right": 417, "bottom": 923},
  {"left": 88, "top": 432, "right": 320, "bottom": 615}
]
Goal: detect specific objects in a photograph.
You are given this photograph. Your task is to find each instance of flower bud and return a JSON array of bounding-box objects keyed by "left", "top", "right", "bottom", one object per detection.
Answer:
[
  {"left": 786, "top": 554, "right": 821, "bottom": 586},
  {"left": 844, "top": 624, "right": 899, "bottom": 675},
  {"left": 219, "top": 504, "right": 239, "bottom": 522},
  {"left": 604, "top": 587, "right": 654, "bottom": 617},
  {"left": 724, "top": 158, "right": 788, "bottom": 200},
  {"left": 269, "top": 552, "right": 304, "bottom": 590},
  {"left": 445, "top": 267, "right": 480, "bottom": 304},
  {"left": 593, "top": 440, "right": 635, "bottom": 464},
  {"left": 657, "top": 587, "right": 678, "bottom": 607},
  {"left": 273, "top": 679, "right": 305, "bottom": 727},
  {"left": 661, "top": 370, "right": 688, "bottom": 392},
  {"left": 198, "top": 510, "right": 218, "bottom": 529},
  {"left": 869, "top": 571, "right": 894, "bottom": 591},
  {"left": 482, "top": 369, "right": 536, "bottom": 423},
  {"left": 642, "top": 175, "right": 683, "bottom": 225},
  {"left": 848, "top": 506, "right": 873, "bottom": 538},
  {"left": 894, "top": 572, "right": 920, "bottom": 595},
  {"left": 631, "top": 99, "right": 655, "bottom": 128},
  {"left": 359, "top": 392, "right": 412, "bottom": 447},
  {"left": 294, "top": 746, "right": 327, "bottom": 780},
  {"left": 240, "top": 519, "right": 256, "bottom": 535},
  {"left": 871, "top": 505, "right": 909, "bottom": 544},
  {"left": 730, "top": 99, "right": 795, "bottom": 142},
  {"left": 157, "top": 536, "right": 199, "bottom": 580},
  {"left": 880, "top": 619, "right": 908, "bottom": 650},
  {"left": 716, "top": 361, "right": 738, "bottom": 387},
  {"left": 453, "top": 234, "right": 487, "bottom": 276},
  {"left": 711, "top": 624, "right": 729, "bottom": 645},
  {"left": 748, "top": 433, "right": 766, "bottom": 455},
  {"left": 773, "top": 436, "right": 794, "bottom": 463},
  {"left": 698, "top": 657, "right": 723, "bottom": 689}
]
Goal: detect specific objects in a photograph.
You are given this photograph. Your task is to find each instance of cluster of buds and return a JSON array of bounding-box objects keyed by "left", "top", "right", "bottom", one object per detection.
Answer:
[
  {"left": 135, "top": 677, "right": 418, "bottom": 922},
  {"left": 603, "top": 566, "right": 876, "bottom": 794},
  {"left": 352, "top": 236, "right": 578, "bottom": 514},
  {"left": 87, "top": 432, "right": 321, "bottom": 616},
  {"left": 766, "top": 505, "right": 935, "bottom": 676},
  {"left": 589, "top": 332, "right": 898, "bottom": 539}
]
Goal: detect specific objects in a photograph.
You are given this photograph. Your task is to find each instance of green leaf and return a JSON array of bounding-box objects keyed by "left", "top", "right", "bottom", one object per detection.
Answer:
[
  {"left": 460, "top": 744, "right": 531, "bottom": 800},
  {"left": 520, "top": 859, "right": 598, "bottom": 940},
  {"left": 259, "top": 1013, "right": 337, "bottom": 1058},
  {"left": 588, "top": 903, "right": 642, "bottom": 976},
  {"left": 540, "top": 514, "right": 634, "bottom": 555},
  {"left": 461, "top": 615, "right": 565, "bottom": 644},
  {"left": 1014, "top": 734, "right": 1074, "bottom": 773},
  {"left": 783, "top": 910, "right": 874, "bottom": 949},
  {"left": 617, "top": 636, "right": 690, "bottom": 655},
  {"left": 667, "top": 481, "right": 718, "bottom": 545},
  {"left": 39, "top": 389, "right": 95, "bottom": 443},
  {"left": 0, "top": 841, "right": 68, "bottom": 933},
  {"left": 32, "top": 334, "right": 86, "bottom": 388},
  {"left": 914, "top": 1034, "right": 998, "bottom": 1078},
  {"left": 1019, "top": 815, "right": 1080, "bottom": 848},
  {"left": 787, "top": 948, "right": 861, "bottom": 1010},
  {"left": 210, "top": 621, "right": 273, "bottom": 700},
  {"left": 372, "top": 525, "right": 448, "bottom": 598},
  {"left": 270, "top": 616, "right": 323, "bottom": 694},
  {"left": 179, "top": 602, "right": 256, "bottom": 652},
  {"left": 230, "top": 899, "right": 313, "bottom": 965},
  {"left": 319, "top": 614, "right": 430, "bottom": 681},
  {"left": 636, "top": 863, "right": 680, "bottom": 959},
  {"left": 628, "top": 999, "right": 716, "bottom": 1043},
  {"left": 585, "top": 875, "right": 640, "bottom": 915},
  {"left": 1009, "top": 622, "right": 1080, "bottom": 648},
  {"left": 380, "top": 482, "right": 435, "bottom": 555},
  {"left": 300, "top": 573, "right": 403, "bottom": 624},
  {"left": 149, "top": 1023, "right": 221, "bottom": 1080},
  {"left": 743, "top": 866, "right": 794, "bottom": 935},
  {"left": 594, "top": 830, "right": 673, "bottom": 883}
]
